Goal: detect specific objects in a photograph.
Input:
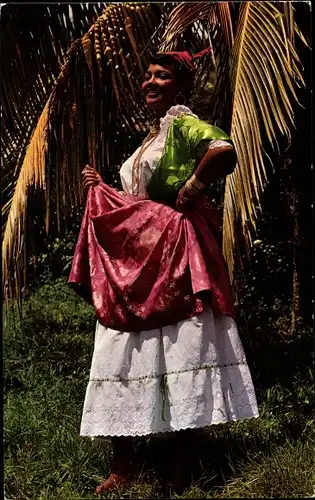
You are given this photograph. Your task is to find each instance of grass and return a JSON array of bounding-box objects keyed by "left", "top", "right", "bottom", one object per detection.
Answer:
[
  {"left": 223, "top": 437, "right": 315, "bottom": 498},
  {"left": 4, "top": 279, "right": 314, "bottom": 499}
]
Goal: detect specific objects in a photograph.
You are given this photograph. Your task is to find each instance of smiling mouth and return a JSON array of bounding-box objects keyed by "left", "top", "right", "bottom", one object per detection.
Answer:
[{"left": 147, "top": 91, "right": 161, "bottom": 98}]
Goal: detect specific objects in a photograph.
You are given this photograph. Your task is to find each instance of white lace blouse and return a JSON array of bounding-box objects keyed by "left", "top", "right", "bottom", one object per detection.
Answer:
[{"left": 119, "top": 105, "right": 232, "bottom": 197}]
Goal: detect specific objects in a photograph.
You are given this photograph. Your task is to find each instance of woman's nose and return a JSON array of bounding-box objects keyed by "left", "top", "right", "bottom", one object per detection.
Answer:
[{"left": 144, "top": 76, "right": 157, "bottom": 87}]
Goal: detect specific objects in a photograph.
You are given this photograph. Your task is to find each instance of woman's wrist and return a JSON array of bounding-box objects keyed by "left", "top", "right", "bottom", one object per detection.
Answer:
[{"left": 185, "top": 174, "right": 207, "bottom": 197}]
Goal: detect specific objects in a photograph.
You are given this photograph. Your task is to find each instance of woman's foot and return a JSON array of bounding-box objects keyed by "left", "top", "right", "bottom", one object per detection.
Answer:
[
  {"left": 95, "top": 471, "right": 134, "bottom": 494},
  {"left": 95, "top": 436, "right": 135, "bottom": 495}
]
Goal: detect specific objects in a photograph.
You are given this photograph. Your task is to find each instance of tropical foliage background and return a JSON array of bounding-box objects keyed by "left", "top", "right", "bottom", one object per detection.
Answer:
[{"left": 2, "top": 2, "right": 313, "bottom": 499}]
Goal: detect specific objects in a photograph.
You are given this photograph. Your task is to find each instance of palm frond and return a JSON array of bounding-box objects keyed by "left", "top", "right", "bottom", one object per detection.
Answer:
[
  {"left": 2, "top": 100, "right": 50, "bottom": 303},
  {"left": 1, "top": 3, "right": 107, "bottom": 225},
  {"left": 2, "top": 3, "right": 164, "bottom": 300},
  {"left": 159, "top": 2, "right": 305, "bottom": 283},
  {"left": 2, "top": 1, "right": 308, "bottom": 304},
  {"left": 222, "top": 1, "right": 305, "bottom": 280},
  {"left": 159, "top": 2, "right": 213, "bottom": 50},
  {"left": 159, "top": 2, "right": 234, "bottom": 125},
  {"left": 216, "top": 2, "right": 234, "bottom": 50}
]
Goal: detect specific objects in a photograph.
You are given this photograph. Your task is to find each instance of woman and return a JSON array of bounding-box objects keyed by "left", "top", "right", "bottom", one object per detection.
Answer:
[{"left": 70, "top": 50, "right": 259, "bottom": 495}]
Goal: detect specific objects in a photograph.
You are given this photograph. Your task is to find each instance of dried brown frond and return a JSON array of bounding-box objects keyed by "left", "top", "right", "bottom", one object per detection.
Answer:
[
  {"left": 1, "top": 3, "right": 106, "bottom": 228},
  {"left": 2, "top": 100, "right": 50, "bottom": 303},
  {"left": 222, "top": 1, "right": 305, "bottom": 280},
  {"left": 2, "top": 3, "right": 163, "bottom": 302}
]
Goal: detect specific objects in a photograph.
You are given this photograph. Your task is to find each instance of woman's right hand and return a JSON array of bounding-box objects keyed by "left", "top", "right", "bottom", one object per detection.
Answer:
[{"left": 82, "top": 165, "right": 103, "bottom": 189}]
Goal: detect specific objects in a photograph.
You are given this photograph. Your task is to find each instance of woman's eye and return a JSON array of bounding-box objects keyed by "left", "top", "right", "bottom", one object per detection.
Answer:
[{"left": 144, "top": 72, "right": 171, "bottom": 81}]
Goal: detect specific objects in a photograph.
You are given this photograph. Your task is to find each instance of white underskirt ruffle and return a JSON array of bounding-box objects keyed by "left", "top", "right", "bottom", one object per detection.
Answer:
[{"left": 80, "top": 309, "right": 259, "bottom": 437}]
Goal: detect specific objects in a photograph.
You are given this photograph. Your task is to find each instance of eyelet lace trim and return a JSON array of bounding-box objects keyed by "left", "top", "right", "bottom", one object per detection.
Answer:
[
  {"left": 208, "top": 139, "right": 233, "bottom": 150},
  {"left": 81, "top": 363, "right": 259, "bottom": 438},
  {"left": 83, "top": 413, "right": 260, "bottom": 439},
  {"left": 159, "top": 105, "right": 197, "bottom": 133},
  {"left": 196, "top": 139, "right": 234, "bottom": 162}
]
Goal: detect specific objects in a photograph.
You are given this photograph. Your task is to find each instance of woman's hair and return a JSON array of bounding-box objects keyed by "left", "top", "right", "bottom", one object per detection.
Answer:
[{"left": 148, "top": 53, "right": 194, "bottom": 101}]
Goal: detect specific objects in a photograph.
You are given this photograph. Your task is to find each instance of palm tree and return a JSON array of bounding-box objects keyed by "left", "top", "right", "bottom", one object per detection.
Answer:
[
  {"left": 1, "top": 3, "right": 108, "bottom": 300},
  {"left": 2, "top": 2, "right": 308, "bottom": 307}
]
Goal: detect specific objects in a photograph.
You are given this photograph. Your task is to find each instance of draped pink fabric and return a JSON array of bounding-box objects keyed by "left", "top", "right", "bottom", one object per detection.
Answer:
[{"left": 68, "top": 183, "right": 235, "bottom": 332}]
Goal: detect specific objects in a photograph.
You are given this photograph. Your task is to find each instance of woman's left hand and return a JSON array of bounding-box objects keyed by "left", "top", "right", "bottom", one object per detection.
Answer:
[
  {"left": 176, "top": 176, "right": 205, "bottom": 212},
  {"left": 176, "top": 184, "right": 197, "bottom": 212}
]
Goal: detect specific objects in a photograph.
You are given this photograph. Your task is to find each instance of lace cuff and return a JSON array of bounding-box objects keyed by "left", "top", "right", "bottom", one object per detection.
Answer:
[{"left": 196, "top": 139, "right": 233, "bottom": 161}]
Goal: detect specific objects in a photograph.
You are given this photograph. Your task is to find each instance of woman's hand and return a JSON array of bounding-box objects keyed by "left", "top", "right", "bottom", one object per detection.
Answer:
[
  {"left": 176, "top": 186, "right": 196, "bottom": 212},
  {"left": 82, "top": 165, "right": 103, "bottom": 189},
  {"left": 176, "top": 175, "right": 206, "bottom": 212}
]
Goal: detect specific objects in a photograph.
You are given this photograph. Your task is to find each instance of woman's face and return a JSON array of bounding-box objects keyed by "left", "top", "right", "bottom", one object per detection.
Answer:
[{"left": 141, "top": 63, "right": 182, "bottom": 115}]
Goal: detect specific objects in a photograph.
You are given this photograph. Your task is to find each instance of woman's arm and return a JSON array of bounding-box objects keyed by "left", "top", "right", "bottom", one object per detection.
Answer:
[
  {"left": 194, "top": 143, "right": 236, "bottom": 185},
  {"left": 176, "top": 144, "right": 236, "bottom": 211}
]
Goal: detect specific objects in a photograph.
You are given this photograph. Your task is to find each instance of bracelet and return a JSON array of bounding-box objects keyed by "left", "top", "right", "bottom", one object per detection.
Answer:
[{"left": 187, "top": 174, "right": 207, "bottom": 192}]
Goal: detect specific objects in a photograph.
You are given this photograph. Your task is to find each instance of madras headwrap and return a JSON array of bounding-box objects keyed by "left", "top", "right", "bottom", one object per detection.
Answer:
[{"left": 157, "top": 48, "right": 212, "bottom": 74}]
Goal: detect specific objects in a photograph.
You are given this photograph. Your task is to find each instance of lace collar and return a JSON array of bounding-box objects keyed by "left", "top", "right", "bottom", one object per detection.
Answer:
[{"left": 159, "top": 105, "right": 197, "bottom": 132}]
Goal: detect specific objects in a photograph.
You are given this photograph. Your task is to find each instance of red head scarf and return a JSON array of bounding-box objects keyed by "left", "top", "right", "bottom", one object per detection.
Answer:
[{"left": 156, "top": 48, "right": 212, "bottom": 75}]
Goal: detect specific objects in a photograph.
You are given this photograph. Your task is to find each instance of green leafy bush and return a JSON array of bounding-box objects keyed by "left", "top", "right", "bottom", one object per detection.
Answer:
[{"left": 4, "top": 278, "right": 95, "bottom": 384}]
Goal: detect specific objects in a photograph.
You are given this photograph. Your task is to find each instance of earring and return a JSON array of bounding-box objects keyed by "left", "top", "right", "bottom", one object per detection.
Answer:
[{"left": 174, "top": 93, "right": 186, "bottom": 105}]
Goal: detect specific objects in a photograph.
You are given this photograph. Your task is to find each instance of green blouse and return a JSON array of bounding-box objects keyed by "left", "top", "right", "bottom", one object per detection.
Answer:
[{"left": 146, "top": 114, "right": 232, "bottom": 202}]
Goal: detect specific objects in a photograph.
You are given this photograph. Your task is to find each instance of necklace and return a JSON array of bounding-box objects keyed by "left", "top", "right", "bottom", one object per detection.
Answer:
[{"left": 131, "top": 120, "right": 160, "bottom": 196}]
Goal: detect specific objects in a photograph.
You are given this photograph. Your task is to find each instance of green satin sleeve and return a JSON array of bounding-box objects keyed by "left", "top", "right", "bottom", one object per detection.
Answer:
[
  {"left": 178, "top": 115, "right": 231, "bottom": 149},
  {"left": 146, "top": 115, "right": 232, "bottom": 202}
]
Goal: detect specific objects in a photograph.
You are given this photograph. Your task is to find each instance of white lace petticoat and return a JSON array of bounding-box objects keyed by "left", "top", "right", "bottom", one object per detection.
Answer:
[{"left": 80, "top": 309, "right": 259, "bottom": 437}]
